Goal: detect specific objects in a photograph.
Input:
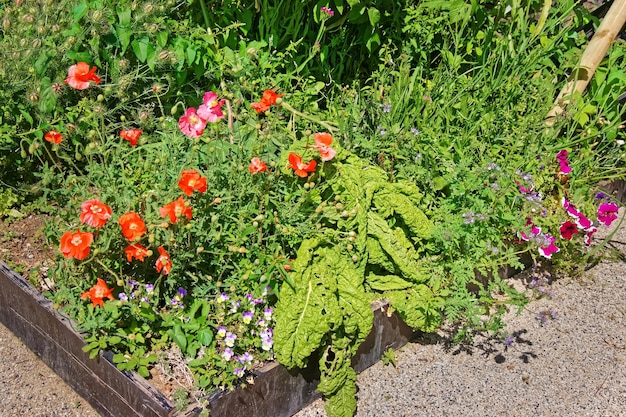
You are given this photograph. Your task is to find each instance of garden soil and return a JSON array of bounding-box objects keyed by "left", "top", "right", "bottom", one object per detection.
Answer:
[{"left": 1, "top": 210, "right": 625, "bottom": 417}]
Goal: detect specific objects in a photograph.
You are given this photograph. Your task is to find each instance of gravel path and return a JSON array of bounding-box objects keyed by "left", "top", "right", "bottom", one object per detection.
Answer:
[{"left": 1, "top": 211, "right": 625, "bottom": 417}]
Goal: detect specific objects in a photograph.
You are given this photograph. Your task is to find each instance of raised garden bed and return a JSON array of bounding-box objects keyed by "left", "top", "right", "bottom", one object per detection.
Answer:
[{"left": 0, "top": 260, "right": 417, "bottom": 417}]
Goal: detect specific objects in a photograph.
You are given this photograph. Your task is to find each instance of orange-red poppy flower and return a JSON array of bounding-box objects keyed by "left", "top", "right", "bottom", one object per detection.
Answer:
[
  {"left": 155, "top": 246, "right": 172, "bottom": 275},
  {"left": 251, "top": 89, "right": 283, "bottom": 114},
  {"left": 60, "top": 230, "right": 93, "bottom": 260},
  {"left": 313, "top": 132, "right": 336, "bottom": 161},
  {"left": 120, "top": 129, "right": 143, "bottom": 147},
  {"left": 287, "top": 152, "right": 317, "bottom": 177},
  {"left": 80, "top": 278, "right": 115, "bottom": 308},
  {"left": 44, "top": 130, "right": 63, "bottom": 145},
  {"left": 124, "top": 243, "right": 150, "bottom": 262},
  {"left": 79, "top": 198, "right": 112, "bottom": 228},
  {"left": 248, "top": 157, "right": 267, "bottom": 174},
  {"left": 118, "top": 212, "right": 147, "bottom": 241},
  {"left": 64, "top": 62, "right": 101, "bottom": 90},
  {"left": 159, "top": 196, "right": 193, "bottom": 223},
  {"left": 178, "top": 169, "right": 207, "bottom": 196}
]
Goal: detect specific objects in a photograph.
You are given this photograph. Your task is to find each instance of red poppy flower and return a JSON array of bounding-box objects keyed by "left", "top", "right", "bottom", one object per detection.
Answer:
[
  {"left": 178, "top": 169, "right": 207, "bottom": 196},
  {"left": 79, "top": 198, "right": 112, "bottom": 228},
  {"left": 248, "top": 157, "right": 267, "bottom": 174},
  {"left": 80, "top": 278, "right": 115, "bottom": 308},
  {"left": 120, "top": 129, "right": 143, "bottom": 147},
  {"left": 251, "top": 89, "right": 283, "bottom": 113},
  {"left": 559, "top": 221, "right": 578, "bottom": 241},
  {"left": 124, "top": 243, "right": 150, "bottom": 262},
  {"left": 159, "top": 197, "right": 193, "bottom": 223},
  {"left": 44, "top": 130, "right": 63, "bottom": 145},
  {"left": 64, "top": 62, "right": 101, "bottom": 90},
  {"left": 60, "top": 230, "right": 93, "bottom": 260},
  {"left": 155, "top": 246, "right": 172, "bottom": 274},
  {"left": 118, "top": 212, "right": 147, "bottom": 241},
  {"left": 287, "top": 152, "right": 317, "bottom": 177}
]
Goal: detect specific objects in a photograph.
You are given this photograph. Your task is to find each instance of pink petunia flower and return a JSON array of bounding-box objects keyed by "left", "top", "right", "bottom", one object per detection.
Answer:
[
  {"left": 538, "top": 234, "right": 560, "bottom": 259},
  {"left": 584, "top": 226, "right": 597, "bottom": 246},
  {"left": 556, "top": 150, "right": 571, "bottom": 174},
  {"left": 197, "top": 91, "right": 226, "bottom": 123},
  {"left": 178, "top": 107, "right": 207, "bottom": 138},
  {"left": 562, "top": 198, "right": 594, "bottom": 231},
  {"left": 597, "top": 202, "right": 619, "bottom": 227}
]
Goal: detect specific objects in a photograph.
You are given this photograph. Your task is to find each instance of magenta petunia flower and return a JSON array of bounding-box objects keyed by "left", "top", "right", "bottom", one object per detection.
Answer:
[
  {"left": 597, "top": 202, "right": 619, "bottom": 227},
  {"left": 584, "top": 226, "right": 597, "bottom": 246},
  {"left": 559, "top": 221, "right": 578, "bottom": 240},
  {"left": 538, "top": 234, "right": 560, "bottom": 259},
  {"left": 197, "top": 91, "right": 226, "bottom": 123},
  {"left": 556, "top": 150, "right": 571, "bottom": 174},
  {"left": 562, "top": 198, "right": 594, "bottom": 231},
  {"left": 178, "top": 107, "right": 207, "bottom": 137}
]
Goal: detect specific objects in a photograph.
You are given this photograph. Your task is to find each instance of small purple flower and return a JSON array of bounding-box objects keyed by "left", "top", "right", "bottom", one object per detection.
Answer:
[
  {"left": 256, "top": 319, "right": 267, "bottom": 328},
  {"left": 238, "top": 352, "right": 253, "bottom": 363},
  {"left": 141, "top": 296, "right": 149, "bottom": 303},
  {"left": 595, "top": 192, "right": 606, "bottom": 200},
  {"left": 380, "top": 103, "right": 392, "bottom": 113},
  {"left": 262, "top": 286, "right": 271, "bottom": 296},
  {"left": 222, "top": 348, "right": 234, "bottom": 361},
  {"left": 128, "top": 280, "right": 138, "bottom": 288},
  {"left": 217, "top": 292, "right": 229, "bottom": 303},
  {"left": 118, "top": 292, "right": 128, "bottom": 301},
  {"left": 217, "top": 326, "right": 227, "bottom": 337},
  {"left": 245, "top": 294, "right": 254, "bottom": 302},
  {"left": 376, "top": 125, "right": 387, "bottom": 136},
  {"left": 242, "top": 311, "right": 254, "bottom": 324},
  {"left": 177, "top": 287, "right": 187, "bottom": 297},
  {"left": 261, "top": 337, "right": 273, "bottom": 351},
  {"left": 233, "top": 367, "right": 246, "bottom": 377},
  {"left": 229, "top": 300, "right": 241, "bottom": 313},
  {"left": 264, "top": 308, "right": 273, "bottom": 321},
  {"left": 504, "top": 335, "right": 515, "bottom": 347},
  {"left": 145, "top": 284, "right": 154, "bottom": 293},
  {"left": 410, "top": 128, "right": 420, "bottom": 135},
  {"left": 225, "top": 332, "right": 237, "bottom": 347}
]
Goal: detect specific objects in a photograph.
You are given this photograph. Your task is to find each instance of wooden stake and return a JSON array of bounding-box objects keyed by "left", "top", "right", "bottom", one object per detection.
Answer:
[{"left": 546, "top": 0, "right": 626, "bottom": 126}]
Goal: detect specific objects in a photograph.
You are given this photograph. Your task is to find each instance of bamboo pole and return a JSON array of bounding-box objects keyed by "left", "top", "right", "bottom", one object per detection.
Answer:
[{"left": 546, "top": 0, "right": 626, "bottom": 126}]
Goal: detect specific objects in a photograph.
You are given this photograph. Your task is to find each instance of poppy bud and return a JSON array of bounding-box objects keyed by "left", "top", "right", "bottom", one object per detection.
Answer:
[
  {"left": 20, "top": 149, "right": 27, "bottom": 158},
  {"left": 75, "top": 151, "right": 82, "bottom": 160}
]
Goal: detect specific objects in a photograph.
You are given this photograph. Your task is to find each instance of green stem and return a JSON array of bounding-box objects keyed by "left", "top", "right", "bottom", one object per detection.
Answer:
[
  {"left": 198, "top": 0, "right": 211, "bottom": 29},
  {"left": 279, "top": 101, "right": 338, "bottom": 132}
]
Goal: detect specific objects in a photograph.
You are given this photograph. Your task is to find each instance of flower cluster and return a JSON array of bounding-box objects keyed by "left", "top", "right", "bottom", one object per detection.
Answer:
[
  {"left": 178, "top": 91, "right": 225, "bottom": 137},
  {"left": 285, "top": 132, "right": 337, "bottom": 178},
  {"left": 214, "top": 288, "right": 275, "bottom": 381}
]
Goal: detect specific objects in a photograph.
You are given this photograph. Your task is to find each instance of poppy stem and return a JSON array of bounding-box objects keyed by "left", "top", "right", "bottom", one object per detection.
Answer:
[
  {"left": 198, "top": 0, "right": 211, "bottom": 29},
  {"left": 279, "top": 101, "right": 338, "bottom": 132}
]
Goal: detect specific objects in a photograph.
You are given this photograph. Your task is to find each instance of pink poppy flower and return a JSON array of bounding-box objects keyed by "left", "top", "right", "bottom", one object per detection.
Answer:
[
  {"left": 64, "top": 62, "right": 101, "bottom": 90},
  {"left": 559, "top": 221, "right": 578, "bottom": 240},
  {"left": 197, "top": 91, "right": 226, "bottom": 123},
  {"left": 313, "top": 132, "right": 336, "bottom": 162},
  {"left": 597, "top": 202, "right": 619, "bottom": 227},
  {"left": 178, "top": 108, "right": 207, "bottom": 138},
  {"left": 248, "top": 157, "right": 267, "bottom": 174}
]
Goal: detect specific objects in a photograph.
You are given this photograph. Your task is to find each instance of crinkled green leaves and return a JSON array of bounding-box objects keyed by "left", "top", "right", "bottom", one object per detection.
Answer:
[{"left": 275, "top": 146, "right": 440, "bottom": 417}]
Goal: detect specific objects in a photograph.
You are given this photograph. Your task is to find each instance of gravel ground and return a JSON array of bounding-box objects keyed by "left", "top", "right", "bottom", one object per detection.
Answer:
[{"left": 1, "top": 211, "right": 625, "bottom": 417}]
